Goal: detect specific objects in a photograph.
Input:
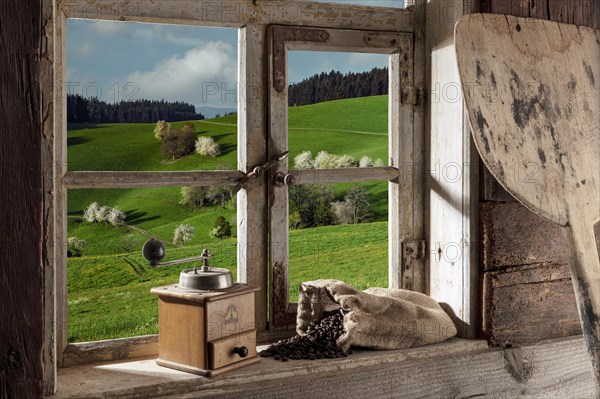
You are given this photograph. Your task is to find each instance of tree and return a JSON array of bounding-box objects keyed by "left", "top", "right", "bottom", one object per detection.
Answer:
[
  {"left": 294, "top": 151, "right": 315, "bottom": 170},
  {"left": 180, "top": 186, "right": 209, "bottom": 209},
  {"left": 209, "top": 216, "right": 232, "bottom": 239},
  {"left": 160, "top": 128, "right": 195, "bottom": 160},
  {"left": 359, "top": 156, "right": 373, "bottom": 168},
  {"left": 207, "top": 185, "right": 232, "bottom": 208},
  {"left": 67, "top": 237, "right": 87, "bottom": 257},
  {"left": 289, "top": 185, "right": 335, "bottom": 228},
  {"left": 331, "top": 201, "right": 354, "bottom": 225},
  {"left": 173, "top": 224, "right": 195, "bottom": 245},
  {"left": 334, "top": 154, "right": 357, "bottom": 168},
  {"left": 195, "top": 136, "right": 221, "bottom": 157},
  {"left": 314, "top": 151, "right": 338, "bottom": 169},
  {"left": 154, "top": 120, "right": 171, "bottom": 141},
  {"left": 83, "top": 202, "right": 126, "bottom": 225},
  {"left": 67, "top": 94, "right": 205, "bottom": 123},
  {"left": 106, "top": 208, "right": 126, "bottom": 226},
  {"left": 120, "top": 234, "right": 140, "bottom": 254},
  {"left": 181, "top": 122, "right": 196, "bottom": 136},
  {"left": 344, "top": 185, "right": 372, "bottom": 224}
]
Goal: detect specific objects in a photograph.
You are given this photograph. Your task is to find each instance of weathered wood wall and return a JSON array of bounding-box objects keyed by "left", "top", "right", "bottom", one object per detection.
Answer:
[
  {"left": 0, "top": 0, "right": 45, "bottom": 398},
  {"left": 479, "top": 0, "right": 600, "bottom": 346}
]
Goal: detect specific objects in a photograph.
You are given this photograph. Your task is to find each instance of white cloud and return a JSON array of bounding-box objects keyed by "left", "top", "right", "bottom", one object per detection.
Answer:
[
  {"left": 73, "top": 42, "right": 93, "bottom": 57},
  {"left": 89, "top": 20, "right": 205, "bottom": 47},
  {"left": 89, "top": 20, "right": 132, "bottom": 37},
  {"left": 124, "top": 41, "right": 238, "bottom": 108},
  {"left": 133, "top": 25, "right": 205, "bottom": 47}
]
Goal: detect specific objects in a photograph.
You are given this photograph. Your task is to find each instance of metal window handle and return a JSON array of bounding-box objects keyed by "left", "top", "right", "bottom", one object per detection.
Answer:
[
  {"left": 273, "top": 172, "right": 296, "bottom": 187},
  {"left": 233, "top": 346, "right": 249, "bottom": 358},
  {"left": 232, "top": 151, "right": 289, "bottom": 194}
]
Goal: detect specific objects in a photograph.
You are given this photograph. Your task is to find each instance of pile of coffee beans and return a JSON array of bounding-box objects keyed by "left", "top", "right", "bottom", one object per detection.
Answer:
[{"left": 259, "top": 311, "right": 351, "bottom": 361}]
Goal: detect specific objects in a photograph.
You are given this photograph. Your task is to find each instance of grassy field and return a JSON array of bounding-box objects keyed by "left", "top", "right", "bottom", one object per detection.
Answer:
[{"left": 67, "top": 95, "right": 389, "bottom": 342}]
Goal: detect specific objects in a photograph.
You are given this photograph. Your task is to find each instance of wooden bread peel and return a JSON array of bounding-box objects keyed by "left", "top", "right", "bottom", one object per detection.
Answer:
[{"left": 455, "top": 14, "right": 600, "bottom": 393}]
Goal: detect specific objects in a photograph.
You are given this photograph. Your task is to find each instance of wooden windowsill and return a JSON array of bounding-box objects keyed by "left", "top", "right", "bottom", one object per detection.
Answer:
[{"left": 50, "top": 337, "right": 595, "bottom": 399}]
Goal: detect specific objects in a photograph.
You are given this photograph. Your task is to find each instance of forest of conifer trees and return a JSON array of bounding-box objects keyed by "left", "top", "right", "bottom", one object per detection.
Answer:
[
  {"left": 288, "top": 67, "right": 388, "bottom": 106},
  {"left": 66, "top": 67, "right": 388, "bottom": 123},
  {"left": 66, "top": 94, "right": 204, "bottom": 123}
]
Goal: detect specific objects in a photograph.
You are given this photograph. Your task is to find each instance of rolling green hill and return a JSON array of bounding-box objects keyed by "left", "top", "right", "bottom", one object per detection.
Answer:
[{"left": 67, "top": 95, "right": 390, "bottom": 342}]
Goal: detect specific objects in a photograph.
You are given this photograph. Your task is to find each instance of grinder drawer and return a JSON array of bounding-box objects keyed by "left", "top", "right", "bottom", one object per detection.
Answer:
[{"left": 208, "top": 330, "right": 257, "bottom": 370}]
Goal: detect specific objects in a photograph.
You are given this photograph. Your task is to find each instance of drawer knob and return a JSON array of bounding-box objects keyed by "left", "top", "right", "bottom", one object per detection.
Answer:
[{"left": 233, "top": 346, "right": 249, "bottom": 358}]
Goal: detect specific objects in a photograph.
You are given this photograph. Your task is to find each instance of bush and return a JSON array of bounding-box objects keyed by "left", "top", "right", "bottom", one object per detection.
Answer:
[
  {"left": 195, "top": 136, "right": 221, "bottom": 157},
  {"left": 209, "top": 216, "right": 232, "bottom": 239},
  {"left": 84, "top": 203, "right": 126, "bottom": 225},
  {"left": 161, "top": 128, "right": 195, "bottom": 160},
  {"left": 359, "top": 156, "right": 373, "bottom": 168},
  {"left": 173, "top": 224, "right": 195, "bottom": 245},
  {"left": 96, "top": 206, "right": 112, "bottom": 223},
  {"left": 83, "top": 202, "right": 101, "bottom": 223},
  {"left": 106, "top": 208, "right": 126, "bottom": 226},
  {"left": 373, "top": 158, "right": 384, "bottom": 167},
  {"left": 334, "top": 154, "right": 356, "bottom": 168},
  {"left": 314, "top": 151, "right": 338, "bottom": 169},
  {"left": 294, "top": 151, "right": 315, "bottom": 170},
  {"left": 314, "top": 151, "right": 357, "bottom": 169},
  {"left": 67, "top": 237, "right": 87, "bottom": 257},
  {"left": 154, "top": 120, "right": 171, "bottom": 141}
]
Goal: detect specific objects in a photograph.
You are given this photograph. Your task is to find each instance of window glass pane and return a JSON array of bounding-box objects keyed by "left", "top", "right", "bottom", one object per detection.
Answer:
[
  {"left": 288, "top": 181, "right": 388, "bottom": 302},
  {"left": 66, "top": 20, "right": 238, "bottom": 171},
  {"left": 67, "top": 187, "right": 236, "bottom": 342},
  {"left": 287, "top": 51, "right": 388, "bottom": 169}
]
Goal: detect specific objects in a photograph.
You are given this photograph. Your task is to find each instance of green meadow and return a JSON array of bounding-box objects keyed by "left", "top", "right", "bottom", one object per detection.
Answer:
[{"left": 67, "top": 95, "right": 390, "bottom": 342}]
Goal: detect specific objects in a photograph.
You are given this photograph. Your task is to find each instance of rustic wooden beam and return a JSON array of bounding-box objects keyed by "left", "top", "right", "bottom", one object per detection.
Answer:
[
  {"left": 237, "top": 23, "right": 269, "bottom": 332},
  {"left": 286, "top": 28, "right": 408, "bottom": 53},
  {"left": 62, "top": 336, "right": 159, "bottom": 367},
  {"left": 53, "top": 337, "right": 596, "bottom": 399},
  {"left": 63, "top": 170, "right": 244, "bottom": 188},
  {"left": 0, "top": 0, "right": 45, "bottom": 397},
  {"left": 61, "top": 0, "right": 415, "bottom": 32},
  {"left": 41, "top": 0, "right": 60, "bottom": 393},
  {"left": 289, "top": 167, "right": 399, "bottom": 185}
]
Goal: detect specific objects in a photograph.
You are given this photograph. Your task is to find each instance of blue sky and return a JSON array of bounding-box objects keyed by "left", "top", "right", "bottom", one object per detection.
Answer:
[{"left": 67, "top": 0, "right": 402, "bottom": 111}]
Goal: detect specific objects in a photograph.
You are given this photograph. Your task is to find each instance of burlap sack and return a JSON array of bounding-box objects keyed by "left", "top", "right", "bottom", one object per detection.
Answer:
[{"left": 296, "top": 279, "right": 457, "bottom": 352}]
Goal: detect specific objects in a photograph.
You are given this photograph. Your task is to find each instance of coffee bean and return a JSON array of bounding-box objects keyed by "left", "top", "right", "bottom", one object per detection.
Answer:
[{"left": 260, "top": 311, "right": 349, "bottom": 362}]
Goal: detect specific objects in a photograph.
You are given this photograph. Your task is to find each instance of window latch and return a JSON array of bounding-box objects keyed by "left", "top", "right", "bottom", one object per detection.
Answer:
[{"left": 232, "top": 151, "right": 290, "bottom": 194}]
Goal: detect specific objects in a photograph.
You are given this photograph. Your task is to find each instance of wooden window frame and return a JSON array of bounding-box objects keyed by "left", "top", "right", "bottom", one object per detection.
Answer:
[
  {"left": 266, "top": 25, "right": 422, "bottom": 328},
  {"left": 42, "top": 0, "right": 479, "bottom": 395}
]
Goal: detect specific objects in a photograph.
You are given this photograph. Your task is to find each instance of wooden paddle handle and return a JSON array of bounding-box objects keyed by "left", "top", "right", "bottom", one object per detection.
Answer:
[{"left": 562, "top": 221, "right": 600, "bottom": 394}]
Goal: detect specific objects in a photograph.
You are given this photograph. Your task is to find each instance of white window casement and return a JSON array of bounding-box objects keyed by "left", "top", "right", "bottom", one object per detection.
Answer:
[{"left": 42, "top": 0, "right": 478, "bottom": 395}]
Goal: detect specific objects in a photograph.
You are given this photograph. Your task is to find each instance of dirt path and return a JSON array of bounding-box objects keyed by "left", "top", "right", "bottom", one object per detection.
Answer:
[{"left": 68, "top": 215, "right": 167, "bottom": 243}]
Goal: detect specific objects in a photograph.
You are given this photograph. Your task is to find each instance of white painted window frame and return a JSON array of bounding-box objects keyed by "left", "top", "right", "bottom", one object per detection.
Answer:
[{"left": 42, "top": 0, "right": 478, "bottom": 394}]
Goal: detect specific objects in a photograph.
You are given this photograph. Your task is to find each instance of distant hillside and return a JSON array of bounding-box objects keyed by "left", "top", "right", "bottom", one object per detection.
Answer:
[
  {"left": 288, "top": 67, "right": 388, "bottom": 106},
  {"left": 67, "top": 94, "right": 204, "bottom": 124},
  {"left": 195, "top": 106, "right": 237, "bottom": 119}
]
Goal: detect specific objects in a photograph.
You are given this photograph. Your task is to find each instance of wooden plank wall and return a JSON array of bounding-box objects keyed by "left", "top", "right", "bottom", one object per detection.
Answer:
[
  {"left": 0, "top": 0, "right": 45, "bottom": 398},
  {"left": 479, "top": 0, "right": 600, "bottom": 346}
]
